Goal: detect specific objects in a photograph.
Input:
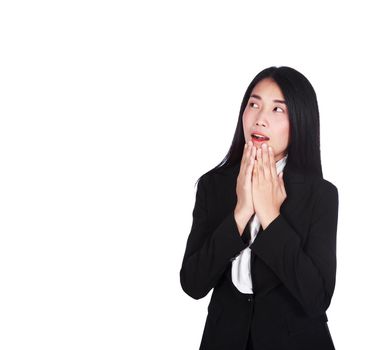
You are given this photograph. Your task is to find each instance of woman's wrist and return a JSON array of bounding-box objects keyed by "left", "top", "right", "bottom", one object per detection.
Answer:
[
  {"left": 234, "top": 207, "right": 253, "bottom": 236},
  {"left": 259, "top": 211, "right": 280, "bottom": 230}
]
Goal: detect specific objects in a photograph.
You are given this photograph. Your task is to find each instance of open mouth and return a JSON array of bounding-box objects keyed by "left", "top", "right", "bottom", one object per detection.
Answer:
[{"left": 251, "top": 134, "right": 270, "bottom": 142}]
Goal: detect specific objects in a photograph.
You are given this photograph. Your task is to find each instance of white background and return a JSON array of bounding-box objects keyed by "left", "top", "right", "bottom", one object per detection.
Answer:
[{"left": 1, "top": 0, "right": 386, "bottom": 349}]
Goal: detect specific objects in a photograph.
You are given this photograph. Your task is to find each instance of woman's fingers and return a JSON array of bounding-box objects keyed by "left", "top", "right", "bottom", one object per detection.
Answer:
[
  {"left": 246, "top": 145, "right": 256, "bottom": 179},
  {"left": 241, "top": 142, "right": 248, "bottom": 169},
  {"left": 241, "top": 141, "right": 251, "bottom": 170},
  {"left": 245, "top": 142, "right": 281, "bottom": 185},
  {"left": 268, "top": 146, "right": 278, "bottom": 181},
  {"left": 261, "top": 144, "right": 271, "bottom": 180},
  {"left": 256, "top": 147, "right": 263, "bottom": 182}
]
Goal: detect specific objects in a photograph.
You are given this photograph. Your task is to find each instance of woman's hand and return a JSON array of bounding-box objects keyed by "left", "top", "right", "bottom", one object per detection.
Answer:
[
  {"left": 235, "top": 141, "right": 256, "bottom": 222},
  {"left": 252, "top": 143, "right": 287, "bottom": 230}
]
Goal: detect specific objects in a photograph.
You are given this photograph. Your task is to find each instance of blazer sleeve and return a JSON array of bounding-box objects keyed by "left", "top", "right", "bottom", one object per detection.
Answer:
[
  {"left": 180, "top": 175, "right": 249, "bottom": 300},
  {"left": 249, "top": 179, "right": 339, "bottom": 317}
]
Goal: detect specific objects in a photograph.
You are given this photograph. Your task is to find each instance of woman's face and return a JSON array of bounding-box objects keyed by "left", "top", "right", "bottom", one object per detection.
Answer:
[{"left": 242, "top": 78, "right": 290, "bottom": 162}]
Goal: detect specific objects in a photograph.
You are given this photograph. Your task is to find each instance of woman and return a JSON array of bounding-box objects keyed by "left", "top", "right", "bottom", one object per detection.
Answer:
[{"left": 179, "top": 66, "right": 339, "bottom": 350}]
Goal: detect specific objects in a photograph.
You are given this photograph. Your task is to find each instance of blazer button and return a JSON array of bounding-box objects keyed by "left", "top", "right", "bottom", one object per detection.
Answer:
[{"left": 247, "top": 297, "right": 253, "bottom": 302}]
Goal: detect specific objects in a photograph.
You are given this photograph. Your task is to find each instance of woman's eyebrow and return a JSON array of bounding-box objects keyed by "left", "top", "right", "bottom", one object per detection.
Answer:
[{"left": 250, "top": 94, "right": 287, "bottom": 105}]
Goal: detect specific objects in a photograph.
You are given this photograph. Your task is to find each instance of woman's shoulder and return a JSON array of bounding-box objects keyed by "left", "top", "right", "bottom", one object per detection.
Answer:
[
  {"left": 196, "top": 163, "right": 240, "bottom": 190},
  {"left": 285, "top": 162, "right": 338, "bottom": 199},
  {"left": 307, "top": 174, "right": 339, "bottom": 199}
]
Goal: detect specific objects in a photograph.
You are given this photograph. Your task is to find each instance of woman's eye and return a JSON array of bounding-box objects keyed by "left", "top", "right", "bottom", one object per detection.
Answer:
[
  {"left": 274, "top": 107, "right": 284, "bottom": 112},
  {"left": 250, "top": 102, "right": 259, "bottom": 108}
]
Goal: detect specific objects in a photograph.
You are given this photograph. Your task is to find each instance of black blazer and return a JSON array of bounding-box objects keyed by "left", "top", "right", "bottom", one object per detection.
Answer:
[{"left": 180, "top": 160, "right": 339, "bottom": 350}]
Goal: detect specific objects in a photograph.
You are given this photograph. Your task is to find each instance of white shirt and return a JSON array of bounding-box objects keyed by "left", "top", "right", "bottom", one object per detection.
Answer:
[{"left": 231, "top": 154, "right": 288, "bottom": 294}]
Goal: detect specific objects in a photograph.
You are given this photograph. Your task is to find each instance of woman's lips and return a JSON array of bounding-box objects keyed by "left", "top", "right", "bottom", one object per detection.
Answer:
[
  {"left": 251, "top": 134, "right": 270, "bottom": 142},
  {"left": 251, "top": 137, "right": 269, "bottom": 143}
]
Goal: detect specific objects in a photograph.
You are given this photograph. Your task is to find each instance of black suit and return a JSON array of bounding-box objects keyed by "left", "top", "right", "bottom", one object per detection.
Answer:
[{"left": 180, "top": 160, "right": 339, "bottom": 350}]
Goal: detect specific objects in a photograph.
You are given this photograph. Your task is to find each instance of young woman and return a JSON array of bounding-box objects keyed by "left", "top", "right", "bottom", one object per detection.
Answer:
[{"left": 179, "top": 66, "right": 339, "bottom": 350}]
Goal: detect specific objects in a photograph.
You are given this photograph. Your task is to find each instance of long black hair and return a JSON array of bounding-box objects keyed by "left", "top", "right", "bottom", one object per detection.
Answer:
[{"left": 195, "top": 66, "right": 323, "bottom": 187}]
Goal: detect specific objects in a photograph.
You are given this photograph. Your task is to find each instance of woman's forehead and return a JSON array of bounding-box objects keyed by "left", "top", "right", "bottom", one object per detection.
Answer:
[{"left": 250, "top": 78, "right": 285, "bottom": 101}]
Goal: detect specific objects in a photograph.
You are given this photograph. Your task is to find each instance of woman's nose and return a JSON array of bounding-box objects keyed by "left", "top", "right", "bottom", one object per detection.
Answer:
[{"left": 255, "top": 112, "right": 268, "bottom": 127}]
